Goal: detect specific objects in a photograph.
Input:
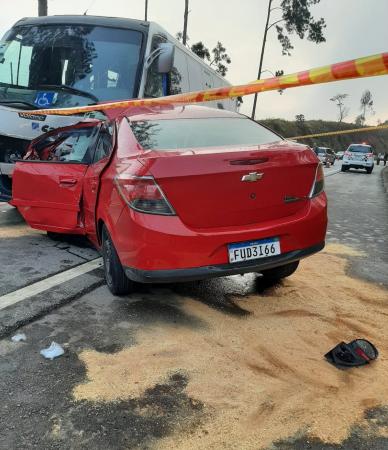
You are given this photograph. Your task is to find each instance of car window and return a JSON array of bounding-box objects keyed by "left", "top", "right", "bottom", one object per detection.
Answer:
[
  {"left": 129, "top": 117, "right": 281, "bottom": 150},
  {"left": 348, "top": 145, "right": 371, "bottom": 153},
  {"left": 93, "top": 125, "right": 114, "bottom": 163},
  {"left": 29, "top": 126, "right": 98, "bottom": 163}
]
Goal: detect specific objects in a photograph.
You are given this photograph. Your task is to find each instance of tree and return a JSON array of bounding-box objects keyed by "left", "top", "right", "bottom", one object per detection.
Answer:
[
  {"left": 330, "top": 93, "right": 349, "bottom": 122},
  {"left": 144, "top": 0, "right": 148, "bottom": 21},
  {"left": 355, "top": 114, "right": 365, "bottom": 127},
  {"left": 182, "top": 0, "right": 189, "bottom": 46},
  {"left": 190, "top": 41, "right": 210, "bottom": 60},
  {"left": 209, "top": 42, "right": 232, "bottom": 76},
  {"left": 190, "top": 41, "right": 231, "bottom": 76},
  {"left": 38, "top": 0, "right": 48, "bottom": 16},
  {"left": 261, "top": 69, "right": 285, "bottom": 94},
  {"left": 359, "top": 89, "right": 374, "bottom": 125},
  {"left": 251, "top": 0, "right": 327, "bottom": 119},
  {"left": 295, "top": 114, "right": 305, "bottom": 122}
]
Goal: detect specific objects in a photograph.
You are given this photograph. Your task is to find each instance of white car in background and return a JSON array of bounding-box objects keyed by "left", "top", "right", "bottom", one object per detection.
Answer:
[
  {"left": 335, "top": 151, "right": 344, "bottom": 160},
  {"left": 341, "top": 144, "right": 374, "bottom": 174}
]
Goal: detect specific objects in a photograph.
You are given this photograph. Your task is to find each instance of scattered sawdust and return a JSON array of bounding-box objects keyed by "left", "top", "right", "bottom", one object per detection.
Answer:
[
  {"left": 0, "top": 225, "right": 41, "bottom": 238},
  {"left": 50, "top": 418, "right": 62, "bottom": 439},
  {"left": 323, "top": 242, "right": 365, "bottom": 257},
  {"left": 74, "top": 245, "right": 388, "bottom": 449}
]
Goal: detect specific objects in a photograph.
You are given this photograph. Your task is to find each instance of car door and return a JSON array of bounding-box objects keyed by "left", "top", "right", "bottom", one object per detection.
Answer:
[
  {"left": 82, "top": 123, "right": 115, "bottom": 245},
  {"left": 12, "top": 122, "right": 100, "bottom": 234}
]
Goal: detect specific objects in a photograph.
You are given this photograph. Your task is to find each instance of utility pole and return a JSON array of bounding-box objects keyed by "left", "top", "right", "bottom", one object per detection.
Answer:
[
  {"left": 251, "top": 0, "right": 273, "bottom": 119},
  {"left": 38, "top": 0, "right": 48, "bottom": 16},
  {"left": 144, "top": 0, "right": 148, "bottom": 21},
  {"left": 182, "top": 0, "right": 189, "bottom": 46}
]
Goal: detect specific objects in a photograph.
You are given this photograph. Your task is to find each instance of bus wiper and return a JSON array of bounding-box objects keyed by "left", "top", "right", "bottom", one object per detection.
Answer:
[
  {"left": 36, "top": 84, "right": 99, "bottom": 103},
  {"left": 0, "top": 99, "right": 37, "bottom": 110}
]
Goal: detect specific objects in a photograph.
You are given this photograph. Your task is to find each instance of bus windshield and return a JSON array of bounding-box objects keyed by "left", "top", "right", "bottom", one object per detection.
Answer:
[{"left": 0, "top": 25, "right": 143, "bottom": 109}]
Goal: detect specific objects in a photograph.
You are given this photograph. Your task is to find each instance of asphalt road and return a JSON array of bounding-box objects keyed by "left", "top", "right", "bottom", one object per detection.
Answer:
[{"left": 0, "top": 164, "right": 387, "bottom": 449}]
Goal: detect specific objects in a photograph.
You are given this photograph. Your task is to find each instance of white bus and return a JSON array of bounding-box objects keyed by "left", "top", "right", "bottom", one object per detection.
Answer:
[{"left": 0, "top": 15, "right": 237, "bottom": 201}]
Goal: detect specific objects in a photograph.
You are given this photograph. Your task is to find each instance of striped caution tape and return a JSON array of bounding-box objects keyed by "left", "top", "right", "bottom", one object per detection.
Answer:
[
  {"left": 289, "top": 123, "right": 388, "bottom": 140},
  {"left": 23, "top": 51, "right": 388, "bottom": 116}
]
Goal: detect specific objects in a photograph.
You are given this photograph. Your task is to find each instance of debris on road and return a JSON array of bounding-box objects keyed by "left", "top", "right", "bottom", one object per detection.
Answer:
[
  {"left": 325, "top": 339, "right": 378, "bottom": 368},
  {"left": 40, "top": 342, "right": 65, "bottom": 360},
  {"left": 11, "top": 333, "right": 27, "bottom": 342},
  {"left": 74, "top": 244, "right": 388, "bottom": 449}
]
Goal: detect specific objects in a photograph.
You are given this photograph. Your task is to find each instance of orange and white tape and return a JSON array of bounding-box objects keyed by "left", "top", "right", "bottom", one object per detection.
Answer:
[{"left": 25, "top": 52, "right": 388, "bottom": 116}]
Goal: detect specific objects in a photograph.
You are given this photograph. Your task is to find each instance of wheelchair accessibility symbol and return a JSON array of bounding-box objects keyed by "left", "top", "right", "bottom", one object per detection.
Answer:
[{"left": 34, "top": 92, "right": 57, "bottom": 107}]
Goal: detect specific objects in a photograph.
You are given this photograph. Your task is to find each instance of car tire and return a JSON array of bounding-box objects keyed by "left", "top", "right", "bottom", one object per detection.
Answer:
[
  {"left": 259, "top": 260, "right": 300, "bottom": 284},
  {"left": 102, "top": 226, "right": 134, "bottom": 296},
  {"left": 341, "top": 165, "right": 348, "bottom": 172},
  {"left": 366, "top": 168, "right": 373, "bottom": 174}
]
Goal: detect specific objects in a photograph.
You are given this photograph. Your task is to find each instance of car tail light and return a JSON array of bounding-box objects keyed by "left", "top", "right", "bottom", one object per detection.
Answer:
[
  {"left": 366, "top": 153, "right": 373, "bottom": 157},
  {"left": 114, "top": 174, "right": 176, "bottom": 216},
  {"left": 309, "top": 164, "right": 325, "bottom": 198}
]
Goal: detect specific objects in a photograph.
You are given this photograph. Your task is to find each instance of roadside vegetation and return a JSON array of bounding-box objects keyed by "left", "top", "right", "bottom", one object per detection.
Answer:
[{"left": 261, "top": 118, "right": 388, "bottom": 152}]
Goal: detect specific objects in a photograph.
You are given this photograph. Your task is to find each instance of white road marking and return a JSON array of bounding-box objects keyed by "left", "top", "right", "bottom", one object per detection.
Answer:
[{"left": 0, "top": 258, "right": 103, "bottom": 311}]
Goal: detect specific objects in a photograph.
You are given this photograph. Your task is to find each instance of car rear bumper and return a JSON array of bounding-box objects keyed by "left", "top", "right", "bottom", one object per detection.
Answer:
[
  {"left": 110, "top": 193, "right": 327, "bottom": 273},
  {"left": 342, "top": 160, "right": 373, "bottom": 168},
  {"left": 124, "top": 241, "right": 325, "bottom": 283}
]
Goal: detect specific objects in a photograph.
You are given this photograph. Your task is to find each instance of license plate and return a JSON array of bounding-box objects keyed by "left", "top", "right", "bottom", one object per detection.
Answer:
[{"left": 228, "top": 238, "right": 281, "bottom": 263}]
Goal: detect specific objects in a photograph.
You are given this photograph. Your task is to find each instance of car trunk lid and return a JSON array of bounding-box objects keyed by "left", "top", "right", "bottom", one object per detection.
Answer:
[{"left": 139, "top": 142, "right": 318, "bottom": 229}]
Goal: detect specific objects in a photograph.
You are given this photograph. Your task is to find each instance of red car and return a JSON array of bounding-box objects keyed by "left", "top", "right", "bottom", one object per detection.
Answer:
[{"left": 11, "top": 105, "right": 327, "bottom": 294}]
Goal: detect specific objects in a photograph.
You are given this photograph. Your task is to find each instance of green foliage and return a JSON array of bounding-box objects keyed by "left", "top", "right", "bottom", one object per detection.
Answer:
[
  {"left": 275, "top": 0, "right": 326, "bottom": 55},
  {"left": 359, "top": 90, "right": 374, "bottom": 125},
  {"left": 210, "top": 41, "right": 232, "bottom": 76},
  {"left": 190, "top": 41, "right": 231, "bottom": 76},
  {"left": 260, "top": 118, "right": 388, "bottom": 152},
  {"left": 190, "top": 42, "right": 210, "bottom": 60}
]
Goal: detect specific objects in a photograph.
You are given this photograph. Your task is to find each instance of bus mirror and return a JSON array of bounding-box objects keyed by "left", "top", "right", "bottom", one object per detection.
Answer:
[{"left": 157, "top": 43, "right": 175, "bottom": 74}]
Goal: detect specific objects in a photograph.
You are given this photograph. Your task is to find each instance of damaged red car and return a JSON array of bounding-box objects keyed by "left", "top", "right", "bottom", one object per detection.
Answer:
[{"left": 11, "top": 105, "right": 327, "bottom": 295}]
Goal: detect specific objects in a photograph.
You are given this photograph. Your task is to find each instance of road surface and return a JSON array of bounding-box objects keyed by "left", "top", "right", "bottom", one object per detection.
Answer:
[{"left": 0, "top": 165, "right": 387, "bottom": 449}]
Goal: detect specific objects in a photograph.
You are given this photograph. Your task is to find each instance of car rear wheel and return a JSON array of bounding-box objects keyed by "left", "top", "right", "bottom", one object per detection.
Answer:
[
  {"left": 341, "top": 165, "right": 348, "bottom": 172},
  {"left": 366, "top": 168, "right": 373, "bottom": 174},
  {"left": 102, "top": 226, "right": 134, "bottom": 296},
  {"left": 259, "top": 260, "right": 300, "bottom": 284}
]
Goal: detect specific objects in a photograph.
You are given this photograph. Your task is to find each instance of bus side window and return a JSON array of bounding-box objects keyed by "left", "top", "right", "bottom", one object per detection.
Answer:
[
  {"left": 169, "top": 48, "right": 190, "bottom": 95},
  {"left": 144, "top": 35, "right": 166, "bottom": 98}
]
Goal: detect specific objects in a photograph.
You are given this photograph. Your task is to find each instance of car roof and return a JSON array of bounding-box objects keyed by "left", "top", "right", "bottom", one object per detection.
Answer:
[{"left": 122, "top": 105, "right": 245, "bottom": 122}]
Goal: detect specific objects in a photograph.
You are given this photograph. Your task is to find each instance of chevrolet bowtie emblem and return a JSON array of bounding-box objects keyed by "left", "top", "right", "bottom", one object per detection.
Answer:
[{"left": 241, "top": 172, "right": 264, "bottom": 182}]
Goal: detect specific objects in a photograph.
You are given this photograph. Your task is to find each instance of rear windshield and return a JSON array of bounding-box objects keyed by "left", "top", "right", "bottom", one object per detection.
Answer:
[
  {"left": 348, "top": 145, "right": 371, "bottom": 153},
  {"left": 129, "top": 117, "right": 281, "bottom": 150}
]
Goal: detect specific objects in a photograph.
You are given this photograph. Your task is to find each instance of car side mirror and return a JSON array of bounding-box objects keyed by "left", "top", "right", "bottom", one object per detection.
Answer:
[{"left": 157, "top": 43, "right": 175, "bottom": 74}]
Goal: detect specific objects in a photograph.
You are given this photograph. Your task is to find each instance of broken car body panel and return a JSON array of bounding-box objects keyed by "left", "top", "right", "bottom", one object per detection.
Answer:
[{"left": 12, "top": 162, "right": 88, "bottom": 234}]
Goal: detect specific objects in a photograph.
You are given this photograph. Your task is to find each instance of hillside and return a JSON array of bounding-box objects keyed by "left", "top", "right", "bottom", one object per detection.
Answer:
[{"left": 260, "top": 119, "right": 388, "bottom": 152}]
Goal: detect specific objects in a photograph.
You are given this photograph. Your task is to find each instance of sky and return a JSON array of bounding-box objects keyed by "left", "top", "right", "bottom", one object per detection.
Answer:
[{"left": 1, "top": 0, "right": 387, "bottom": 123}]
